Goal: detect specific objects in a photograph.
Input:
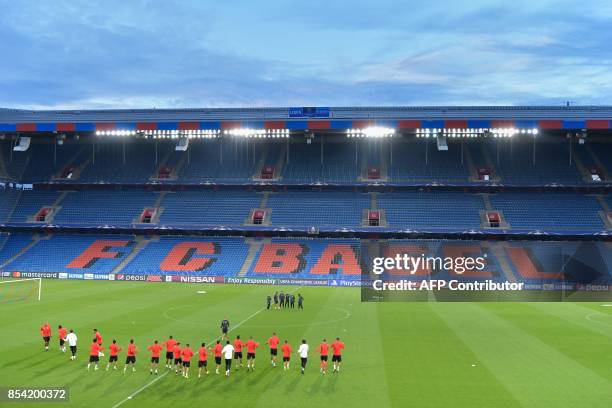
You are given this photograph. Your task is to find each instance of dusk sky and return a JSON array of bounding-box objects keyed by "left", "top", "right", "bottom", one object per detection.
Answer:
[{"left": 2, "top": 0, "right": 612, "bottom": 109}]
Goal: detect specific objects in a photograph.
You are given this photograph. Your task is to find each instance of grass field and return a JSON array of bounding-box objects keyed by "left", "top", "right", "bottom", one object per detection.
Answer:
[{"left": 1, "top": 280, "right": 612, "bottom": 408}]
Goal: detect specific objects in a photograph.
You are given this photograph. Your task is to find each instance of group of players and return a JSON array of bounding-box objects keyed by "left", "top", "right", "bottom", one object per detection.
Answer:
[
  {"left": 40, "top": 319, "right": 345, "bottom": 379},
  {"left": 267, "top": 292, "right": 303, "bottom": 310}
]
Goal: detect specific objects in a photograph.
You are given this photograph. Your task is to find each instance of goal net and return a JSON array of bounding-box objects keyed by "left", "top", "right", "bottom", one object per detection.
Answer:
[{"left": 0, "top": 278, "right": 41, "bottom": 303}]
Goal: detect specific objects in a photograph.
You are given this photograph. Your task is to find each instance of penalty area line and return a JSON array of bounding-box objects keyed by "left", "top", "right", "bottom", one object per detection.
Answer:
[{"left": 111, "top": 287, "right": 300, "bottom": 407}]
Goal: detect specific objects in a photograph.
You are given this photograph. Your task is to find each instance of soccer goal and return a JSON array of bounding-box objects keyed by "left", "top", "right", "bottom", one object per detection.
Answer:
[{"left": 0, "top": 278, "right": 42, "bottom": 302}]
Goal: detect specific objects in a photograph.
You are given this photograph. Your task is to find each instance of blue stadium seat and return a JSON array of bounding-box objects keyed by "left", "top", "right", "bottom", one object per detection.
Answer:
[
  {"left": 377, "top": 191, "right": 483, "bottom": 230},
  {"left": 177, "top": 140, "right": 257, "bottom": 183},
  {"left": 54, "top": 191, "right": 157, "bottom": 225},
  {"left": 0, "top": 233, "right": 35, "bottom": 265},
  {"left": 267, "top": 191, "right": 369, "bottom": 228},
  {"left": 282, "top": 142, "right": 358, "bottom": 184},
  {"left": 9, "top": 191, "right": 60, "bottom": 222},
  {"left": 246, "top": 238, "right": 362, "bottom": 279},
  {"left": 124, "top": 236, "right": 249, "bottom": 276},
  {"left": 3, "top": 234, "right": 134, "bottom": 274},
  {"left": 159, "top": 190, "right": 260, "bottom": 226},
  {"left": 490, "top": 193, "right": 604, "bottom": 231},
  {"left": 78, "top": 140, "right": 166, "bottom": 183},
  {"left": 0, "top": 189, "right": 19, "bottom": 222},
  {"left": 487, "top": 140, "right": 583, "bottom": 185},
  {"left": 387, "top": 141, "right": 470, "bottom": 183},
  {"left": 19, "top": 141, "right": 89, "bottom": 182}
]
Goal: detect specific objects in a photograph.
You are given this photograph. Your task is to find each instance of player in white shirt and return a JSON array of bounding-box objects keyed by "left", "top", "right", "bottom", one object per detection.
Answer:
[
  {"left": 66, "top": 329, "right": 78, "bottom": 360},
  {"left": 298, "top": 339, "right": 309, "bottom": 375},
  {"left": 221, "top": 341, "right": 234, "bottom": 377}
]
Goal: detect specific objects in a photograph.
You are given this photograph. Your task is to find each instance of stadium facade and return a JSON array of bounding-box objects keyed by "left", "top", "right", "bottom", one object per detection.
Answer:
[{"left": 0, "top": 106, "right": 611, "bottom": 290}]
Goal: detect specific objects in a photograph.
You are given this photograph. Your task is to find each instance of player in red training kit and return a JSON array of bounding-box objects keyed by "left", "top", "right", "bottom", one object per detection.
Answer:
[
  {"left": 233, "top": 335, "right": 244, "bottom": 370},
  {"left": 123, "top": 339, "right": 137, "bottom": 374},
  {"left": 93, "top": 329, "right": 103, "bottom": 346},
  {"left": 318, "top": 339, "right": 330, "bottom": 374},
  {"left": 198, "top": 342, "right": 209, "bottom": 377},
  {"left": 245, "top": 337, "right": 259, "bottom": 371},
  {"left": 40, "top": 323, "right": 51, "bottom": 352},
  {"left": 181, "top": 344, "right": 194, "bottom": 379},
  {"left": 266, "top": 332, "right": 280, "bottom": 367},
  {"left": 281, "top": 340, "right": 292, "bottom": 371},
  {"left": 58, "top": 325, "right": 67, "bottom": 352},
  {"left": 332, "top": 337, "right": 345, "bottom": 373},
  {"left": 147, "top": 340, "right": 163, "bottom": 375},
  {"left": 164, "top": 336, "right": 177, "bottom": 368},
  {"left": 87, "top": 338, "right": 104, "bottom": 371},
  {"left": 106, "top": 339, "right": 122, "bottom": 371},
  {"left": 212, "top": 340, "right": 223, "bottom": 374},
  {"left": 173, "top": 342, "right": 182, "bottom": 374}
]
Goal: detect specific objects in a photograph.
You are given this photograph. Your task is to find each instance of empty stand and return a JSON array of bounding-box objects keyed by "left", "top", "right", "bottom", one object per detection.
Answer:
[
  {"left": 387, "top": 140, "right": 470, "bottom": 183},
  {"left": 159, "top": 190, "right": 260, "bottom": 226},
  {"left": 53, "top": 191, "right": 157, "bottom": 225},
  {"left": 124, "top": 236, "right": 249, "bottom": 276},
  {"left": 377, "top": 191, "right": 484, "bottom": 230},
  {"left": 178, "top": 140, "right": 258, "bottom": 183},
  {"left": 253, "top": 143, "right": 283, "bottom": 181},
  {"left": 1, "top": 234, "right": 611, "bottom": 285},
  {"left": 0, "top": 189, "right": 19, "bottom": 222},
  {"left": 9, "top": 190, "right": 60, "bottom": 223},
  {"left": 1, "top": 140, "right": 29, "bottom": 181},
  {"left": 282, "top": 141, "right": 358, "bottom": 184},
  {"left": 20, "top": 141, "right": 88, "bottom": 182},
  {"left": 267, "top": 191, "right": 369, "bottom": 228},
  {"left": 2, "top": 136, "right": 611, "bottom": 186},
  {"left": 489, "top": 193, "right": 605, "bottom": 231},
  {"left": 487, "top": 140, "right": 583, "bottom": 185},
  {"left": 573, "top": 142, "right": 610, "bottom": 182},
  {"left": 0, "top": 233, "right": 35, "bottom": 266},
  {"left": 79, "top": 140, "right": 166, "bottom": 183},
  {"left": 247, "top": 238, "right": 362, "bottom": 279},
  {"left": 3, "top": 234, "right": 134, "bottom": 274}
]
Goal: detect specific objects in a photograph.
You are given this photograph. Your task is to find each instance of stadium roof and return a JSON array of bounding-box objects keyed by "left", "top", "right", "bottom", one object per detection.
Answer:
[{"left": 1, "top": 106, "right": 612, "bottom": 132}]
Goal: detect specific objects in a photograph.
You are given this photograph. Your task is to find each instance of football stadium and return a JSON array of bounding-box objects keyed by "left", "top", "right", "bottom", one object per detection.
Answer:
[{"left": 0, "top": 105, "right": 611, "bottom": 407}]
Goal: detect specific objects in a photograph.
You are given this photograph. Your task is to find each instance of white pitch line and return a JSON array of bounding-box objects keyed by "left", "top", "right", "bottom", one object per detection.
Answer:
[
  {"left": 111, "top": 371, "right": 169, "bottom": 408},
  {"left": 111, "top": 287, "right": 300, "bottom": 408}
]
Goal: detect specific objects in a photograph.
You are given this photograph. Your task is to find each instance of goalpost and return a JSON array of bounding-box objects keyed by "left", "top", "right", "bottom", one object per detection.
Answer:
[{"left": 0, "top": 278, "right": 42, "bottom": 302}]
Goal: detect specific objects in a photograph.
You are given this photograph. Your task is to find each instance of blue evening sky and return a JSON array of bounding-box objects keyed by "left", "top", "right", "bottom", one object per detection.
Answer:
[{"left": 1, "top": 0, "right": 611, "bottom": 109}]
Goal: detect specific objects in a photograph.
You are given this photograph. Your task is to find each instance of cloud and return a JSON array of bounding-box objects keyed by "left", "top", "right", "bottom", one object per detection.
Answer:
[{"left": 0, "top": 0, "right": 611, "bottom": 108}]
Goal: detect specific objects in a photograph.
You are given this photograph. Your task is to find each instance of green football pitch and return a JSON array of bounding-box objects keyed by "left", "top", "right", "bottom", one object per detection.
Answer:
[{"left": 1, "top": 280, "right": 612, "bottom": 408}]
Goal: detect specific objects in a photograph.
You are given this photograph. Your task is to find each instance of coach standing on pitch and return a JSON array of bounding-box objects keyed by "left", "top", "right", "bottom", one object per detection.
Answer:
[{"left": 220, "top": 318, "right": 230, "bottom": 340}]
